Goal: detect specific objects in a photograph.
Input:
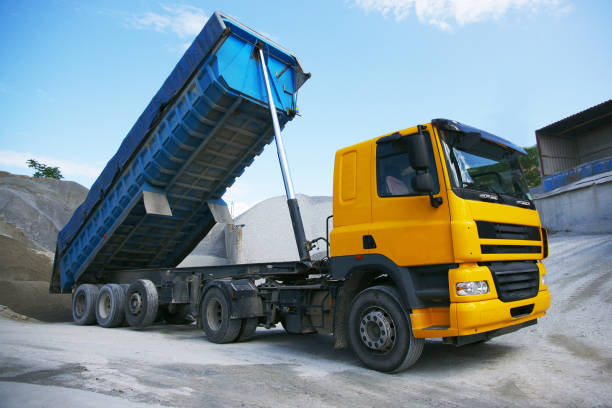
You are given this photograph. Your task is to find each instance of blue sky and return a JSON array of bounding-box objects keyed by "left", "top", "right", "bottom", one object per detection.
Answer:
[{"left": 1, "top": 0, "right": 610, "bottom": 214}]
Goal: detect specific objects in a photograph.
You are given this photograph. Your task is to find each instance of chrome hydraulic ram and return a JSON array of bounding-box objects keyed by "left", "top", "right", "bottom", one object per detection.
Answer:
[{"left": 257, "top": 46, "right": 311, "bottom": 262}]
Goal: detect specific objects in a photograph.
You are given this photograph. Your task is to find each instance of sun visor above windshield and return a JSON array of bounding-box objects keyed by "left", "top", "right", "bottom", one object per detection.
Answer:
[{"left": 432, "top": 119, "right": 527, "bottom": 155}]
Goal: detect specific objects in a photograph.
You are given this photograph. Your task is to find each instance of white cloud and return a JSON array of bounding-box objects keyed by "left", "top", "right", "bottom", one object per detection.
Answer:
[
  {"left": 352, "top": 0, "right": 567, "bottom": 29},
  {"left": 0, "top": 150, "right": 102, "bottom": 181},
  {"left": 127, "top": 5, "right": 207, "bottom": 38}
]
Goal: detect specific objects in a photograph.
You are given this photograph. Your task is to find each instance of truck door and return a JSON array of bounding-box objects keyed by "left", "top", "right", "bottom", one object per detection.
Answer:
[{"left": 370, "top": 127, "right": 453, "bottom": 266}]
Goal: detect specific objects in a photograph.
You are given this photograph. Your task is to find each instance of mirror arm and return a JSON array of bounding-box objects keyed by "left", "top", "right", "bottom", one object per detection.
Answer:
[{"left": 429, "top": 193, "right": 443, "bottom": 208}]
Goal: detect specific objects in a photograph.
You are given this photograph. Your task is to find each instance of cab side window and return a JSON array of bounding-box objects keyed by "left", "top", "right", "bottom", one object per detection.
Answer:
[{"left": 376, "top": 135, "right": 439, "bottom": 197}]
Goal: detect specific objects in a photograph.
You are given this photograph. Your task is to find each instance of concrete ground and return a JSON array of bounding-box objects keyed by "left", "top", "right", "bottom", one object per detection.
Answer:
[{"left": 1, "top": 233, "right": 611, "bottom": 407}]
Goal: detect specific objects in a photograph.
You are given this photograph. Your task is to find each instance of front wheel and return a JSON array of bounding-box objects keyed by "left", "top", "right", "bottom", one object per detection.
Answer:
[{"left": 348, "top": 285, "right": 424, "bottom": 373}]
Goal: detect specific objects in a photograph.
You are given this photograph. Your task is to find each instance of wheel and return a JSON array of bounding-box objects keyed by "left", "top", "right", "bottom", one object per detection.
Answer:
[
  {"left": 279, "top": 314, "right": 316, "bottom": 335},
  {"left": 72, "top": 284, "right": 99, "bottom": 325},
  {"left": 125, "top": 279, "right": 159, "bottom": 327},
  {"left": 96, "top": 284, "right": 127, "bottom": 328},
  {"left": 348, "top": 285, "right": 424, "bottom": 373},
  {"left": 162, "top": 304, "right": 193, "bottom": 325},
  {"left": 236, "top": 318, "right": 259, "bottom": 342},
  {"left": 201, "top": 287, "right": 241, "bottom": 343}
]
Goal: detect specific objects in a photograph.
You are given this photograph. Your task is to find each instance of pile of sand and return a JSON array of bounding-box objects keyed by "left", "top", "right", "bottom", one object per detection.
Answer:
[
  {"left": 0, "top": 305, "right": 40, "bottom": 323},
  {"left": 0, "top": 234, "right": 73, "bottom": 322},
  {"left": 0, "top": 171, "right": 88, "bottom": 252},
  {"left": 0, "top": 171, "right": 86, "bottom": 322},
  {"left": 182, "top": 194, "right": 332, "bottom": 266}
]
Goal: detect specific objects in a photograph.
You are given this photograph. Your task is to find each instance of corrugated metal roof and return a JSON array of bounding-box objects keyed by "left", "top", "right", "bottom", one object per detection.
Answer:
[{"left": 536, "top": 99, "right": 612, "bottom": 138}]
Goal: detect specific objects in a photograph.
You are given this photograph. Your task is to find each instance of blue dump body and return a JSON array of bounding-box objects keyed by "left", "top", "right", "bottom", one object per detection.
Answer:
[{"left": 51, "top": 12, "right": 309, "bottom": 293}]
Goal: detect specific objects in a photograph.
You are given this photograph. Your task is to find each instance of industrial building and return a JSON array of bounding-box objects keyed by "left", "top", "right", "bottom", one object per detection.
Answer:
[{"left": 533, "top": 100, "right": 612, "bottom": 233}]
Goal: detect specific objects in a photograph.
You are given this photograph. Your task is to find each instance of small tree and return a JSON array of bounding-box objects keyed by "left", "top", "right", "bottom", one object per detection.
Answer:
[
  {"left": 518, "top": 145, "right": 541, "bottom": 187},
  {"left": 27, "top": 159, "right": 63, "bottom": 180}
]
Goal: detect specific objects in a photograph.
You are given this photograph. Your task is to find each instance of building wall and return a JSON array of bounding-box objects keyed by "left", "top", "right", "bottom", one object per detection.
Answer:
[
  {"left": 538, "top": 133, "right": 578, "bottom": 176},
  {"left": 534, "top": 175, "right": 612, "bottom": 234},
  {"left": 578, "top": 122, "right": 612, "bottom": 164}
]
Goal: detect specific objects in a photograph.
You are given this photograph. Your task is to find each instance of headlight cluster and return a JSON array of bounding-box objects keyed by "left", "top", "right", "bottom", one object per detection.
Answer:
[
  {"left": 541, "top": 274, "right": 546, "bottom": 287},
  {"left": 456, "top": 281, "right": 489, "bottom": 296}
]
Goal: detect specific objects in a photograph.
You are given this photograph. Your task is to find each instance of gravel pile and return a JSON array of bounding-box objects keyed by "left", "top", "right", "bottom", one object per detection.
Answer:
[
  {"left": 0, "top": 171, "right": 88, "bottom": 252},
  {"left": 0, "top": 171, "right": 86, "bottom": 321},
  {"left": 182, "top": 194, "right": 332, "bottom": 266}
]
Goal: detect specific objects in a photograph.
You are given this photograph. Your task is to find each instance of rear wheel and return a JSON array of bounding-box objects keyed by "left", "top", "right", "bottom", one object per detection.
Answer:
[
  {"left": 96, "top": 284, "right": 127, "bottom": 328},
  {"left": 72, "top": 284, "right": 99, "bottom": 325},
  {"left": 125, "top": 279, "right": 159, "bottom": 327},
  {"left": 236, "top": 318, "right": 259, "bottom": 342},
  {"left": 201, "top": 287, "right": 241, "bottom": 343},
  {"left": 348, "top": 285, "right": 424, "bottom": 373},
  {"left": 162, "top": 304, "right": 193, "bottom": 325}
]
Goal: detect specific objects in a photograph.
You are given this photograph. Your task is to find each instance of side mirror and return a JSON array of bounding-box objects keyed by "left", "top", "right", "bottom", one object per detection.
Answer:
[
  {"left": 411, "top": 172, "right": 434, "bottom": 193},
  {"left": 408, "top": 133, "right": 430, "bottom": 170}
]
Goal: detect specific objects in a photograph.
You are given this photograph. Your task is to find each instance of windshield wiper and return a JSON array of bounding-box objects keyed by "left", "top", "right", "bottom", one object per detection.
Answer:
[{"left": 488, "top": 185, "right": 506, "bottom": 203}]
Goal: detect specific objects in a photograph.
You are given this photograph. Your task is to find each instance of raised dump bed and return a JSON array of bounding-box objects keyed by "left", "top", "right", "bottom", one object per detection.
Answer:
[{"left": 51, "top": 11, "right": 309, "bottom": 293}]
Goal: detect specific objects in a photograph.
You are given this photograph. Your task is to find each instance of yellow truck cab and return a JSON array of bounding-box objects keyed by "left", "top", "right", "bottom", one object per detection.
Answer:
[{"left": 329, "top": 119, "right": 550, "bottom": 371}]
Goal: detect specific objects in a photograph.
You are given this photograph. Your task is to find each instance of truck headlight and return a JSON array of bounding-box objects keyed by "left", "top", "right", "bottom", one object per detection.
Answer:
[
  {"left": 541, "top": 274, "right": 546, "bottom": 287},
  {"left": 456, "top": 281, "right": 489, "bottom": 296}
]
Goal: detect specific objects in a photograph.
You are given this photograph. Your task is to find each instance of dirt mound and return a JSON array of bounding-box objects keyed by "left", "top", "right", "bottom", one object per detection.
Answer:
[
  {"left": 0, "top": 171, "right": 85, "bottom": 322},
  {"left": 0, "top": 279, "right": 72, "bottom": 322},
  {"left": 0, "top": 235, "right": 52, "bottom": 281},
  {"left": 0, "top": 235, "right": 73, "bottom": 322},
  {"left": 0, "top": 171, "right": 88, "bottom": 252},
  {"left": 0, "top": 305, "right": 41, "bottom": 323},
  {"left": 184, "top": 194, "right": 332, "bottom": 265}
]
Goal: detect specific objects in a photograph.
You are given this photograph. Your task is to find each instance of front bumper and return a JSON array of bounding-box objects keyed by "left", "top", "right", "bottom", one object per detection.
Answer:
[
  {"left": 453, "top": 288, "right": 550, "bottom": 335},
  {"left": 411, "top": 289, "right": 551, "bottom": 339}
]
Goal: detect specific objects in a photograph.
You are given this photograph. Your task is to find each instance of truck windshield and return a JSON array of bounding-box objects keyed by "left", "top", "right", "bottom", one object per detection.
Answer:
[{"left": 439, "top": 129, "right": 532, "bottom": 203}]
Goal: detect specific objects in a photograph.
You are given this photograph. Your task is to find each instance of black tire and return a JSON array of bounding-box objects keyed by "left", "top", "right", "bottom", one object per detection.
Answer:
[
  {"left": 348, "top": 285, "right": 424, "bottom": 373},
  {"left": 201, "top": 287, "right": 241, "bottom": 343},
  {"left": 95, "top": 284, "right": 127, "bottom": 328},
  {"left": 72, "top": 284, "right": 99, "bottom": 325},
  {"left": 236, "top": 318, "right": 259, "bottom": 342},
  {"left": 125, "top": 279, "right": 159, "bottom": 327},
  {"left": 162, "top": 304, "right": 193, "bottom": 325},
  {"left": 279, "top": 314, "right": 316, "bottom": 335}
]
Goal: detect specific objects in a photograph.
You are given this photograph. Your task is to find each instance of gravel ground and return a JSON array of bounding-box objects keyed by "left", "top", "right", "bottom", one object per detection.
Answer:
[{"left": 0, "top": 233, "right": 610, "bottom": 407}]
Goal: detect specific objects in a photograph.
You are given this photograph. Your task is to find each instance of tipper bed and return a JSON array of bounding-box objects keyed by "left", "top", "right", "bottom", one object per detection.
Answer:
[{"left": 51, "top": 11, "right": 309, "bottom": 293}]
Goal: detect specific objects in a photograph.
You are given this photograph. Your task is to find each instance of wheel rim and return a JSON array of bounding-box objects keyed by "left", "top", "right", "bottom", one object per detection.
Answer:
[
  {"left": 75, "top": 292, "right": 86, "bottom": 318},
  {"left": 98, "top": 291, "right": 111, "bottom": 319},
  {"left": 359, "top": 306, "right": 396, "bottom": 353},
  {"left": 129, "top": 292, "right": 143, "bottom": 315},
  {"left": 206, "top": 298, "right": 223, "bottom": 331}
]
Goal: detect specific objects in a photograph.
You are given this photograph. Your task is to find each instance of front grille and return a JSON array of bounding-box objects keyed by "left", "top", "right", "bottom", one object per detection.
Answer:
[
  {"left": 481, "top": 245, "right": 541, "bottom": 254},
  {"left": 483, "top": 261, "right": 540, "bottom": 302},
  {"left": 476, "top": 221, "right": 541, "bottom": 241}
]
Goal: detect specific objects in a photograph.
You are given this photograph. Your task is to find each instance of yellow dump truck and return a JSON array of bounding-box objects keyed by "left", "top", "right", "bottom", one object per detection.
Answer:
[{"left": 56, "top": 12, "right": 549, "bottom": 373}]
